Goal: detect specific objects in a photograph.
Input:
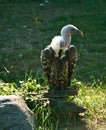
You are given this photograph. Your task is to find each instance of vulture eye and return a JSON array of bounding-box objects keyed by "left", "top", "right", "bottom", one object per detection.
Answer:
[{"left": 71, "top": 28, "right": 75, "bottom": 31}]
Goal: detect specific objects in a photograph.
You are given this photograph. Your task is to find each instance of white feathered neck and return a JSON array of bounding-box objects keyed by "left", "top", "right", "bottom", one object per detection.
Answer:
[{"left": 50, "top": 26, "right": 72, "bottom": 56}]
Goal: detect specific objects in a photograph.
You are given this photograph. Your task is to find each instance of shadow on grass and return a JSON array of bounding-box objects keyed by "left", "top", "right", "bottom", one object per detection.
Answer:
[
  {"left": 50, "top": 101, "right": 89, "bottom": 130},
  {"left": 57, "top": 119, "right": 89, "bottom": 130}
]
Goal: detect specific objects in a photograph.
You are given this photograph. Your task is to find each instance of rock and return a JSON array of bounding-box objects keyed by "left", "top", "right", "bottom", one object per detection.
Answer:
[{"left": 0, "top": 95, "right": 35, "bottom": 130}]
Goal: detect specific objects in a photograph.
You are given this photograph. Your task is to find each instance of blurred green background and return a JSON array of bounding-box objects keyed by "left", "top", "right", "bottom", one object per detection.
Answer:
[{"left": 0, "top": 0, "right": 106, "bottom": 83}]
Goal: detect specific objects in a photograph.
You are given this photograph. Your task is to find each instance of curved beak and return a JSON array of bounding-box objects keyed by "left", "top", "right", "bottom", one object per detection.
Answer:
[
  {"left": 71, "top": 29, "right": 84, "bottom": 37},
  {"left": 77, "top": 29, "right": 84, "bottom": 37}
]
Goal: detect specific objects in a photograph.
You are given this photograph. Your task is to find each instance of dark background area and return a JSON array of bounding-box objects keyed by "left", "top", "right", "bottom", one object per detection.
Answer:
[{"left": 0, "top": 0, "right": 106, "bottom": 83}]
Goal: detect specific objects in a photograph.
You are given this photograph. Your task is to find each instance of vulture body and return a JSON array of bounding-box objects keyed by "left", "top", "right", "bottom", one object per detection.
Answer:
[{"left": 41, "top": 24, "right": 83, "bottom": 90}]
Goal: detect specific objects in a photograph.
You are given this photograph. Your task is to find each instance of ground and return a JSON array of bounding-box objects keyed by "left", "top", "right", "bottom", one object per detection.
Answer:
[{"left": 0, "top": 0, "right": 106, "bottom": 129}]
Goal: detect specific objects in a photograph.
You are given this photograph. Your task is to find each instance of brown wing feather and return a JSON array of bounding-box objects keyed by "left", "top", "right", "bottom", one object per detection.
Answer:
[
  {"left": 41, "top": 45, "right": 77, "bottom": 90},
  {"left": 65, "top": 45, "right": 77, "bottom": 86},
  {"left": 41, "top": 47, "right": 52, "bottom": 81}
]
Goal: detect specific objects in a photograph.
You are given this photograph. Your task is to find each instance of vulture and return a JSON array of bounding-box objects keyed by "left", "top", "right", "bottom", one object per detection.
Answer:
[{"left": 41, "top": 24, "right": 83, "bottom": 91}]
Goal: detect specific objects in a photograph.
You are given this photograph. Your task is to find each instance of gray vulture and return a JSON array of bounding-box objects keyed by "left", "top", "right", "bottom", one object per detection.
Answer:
[{"left": 41, "top": 24, "right": 83, "bottom": 90}]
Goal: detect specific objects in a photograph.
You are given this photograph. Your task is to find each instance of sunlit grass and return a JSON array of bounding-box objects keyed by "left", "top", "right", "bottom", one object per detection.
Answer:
[
  {"left": 74, "top": 82, "right": 106, "bottom": 120},
  {"left": 0, "top": 78, "right": 106, "bottom": 129}
]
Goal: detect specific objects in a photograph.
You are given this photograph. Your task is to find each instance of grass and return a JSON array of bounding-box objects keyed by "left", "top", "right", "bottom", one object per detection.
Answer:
[
  {"left": 0, "top": 78, "right": 106, "bottom": 129},
  {"left": 73, "top": 80, "right": 106, "bottom": 129},
  {"left": 0, "top": 0, "right": 106, "bottom": 129}
]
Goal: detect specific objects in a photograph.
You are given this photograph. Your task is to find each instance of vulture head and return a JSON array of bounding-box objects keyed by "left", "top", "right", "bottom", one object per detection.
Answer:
[
  {"left": 50, "top": 24, "right": 83, "bottom": 57},
  {"left": 61, "top": 24, "right": 83, "bottom": 37}
]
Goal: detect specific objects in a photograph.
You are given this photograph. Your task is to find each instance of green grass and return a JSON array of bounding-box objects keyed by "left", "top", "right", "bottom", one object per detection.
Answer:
[
  {"left": 0, "top": 0, "right": 106, "bottom": 129},
  {"left": 73, "top": 80, "right": 106, "bottom": 127},
  {"left": 0, "top": 78, "right": 106, "bottom": 129}
]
